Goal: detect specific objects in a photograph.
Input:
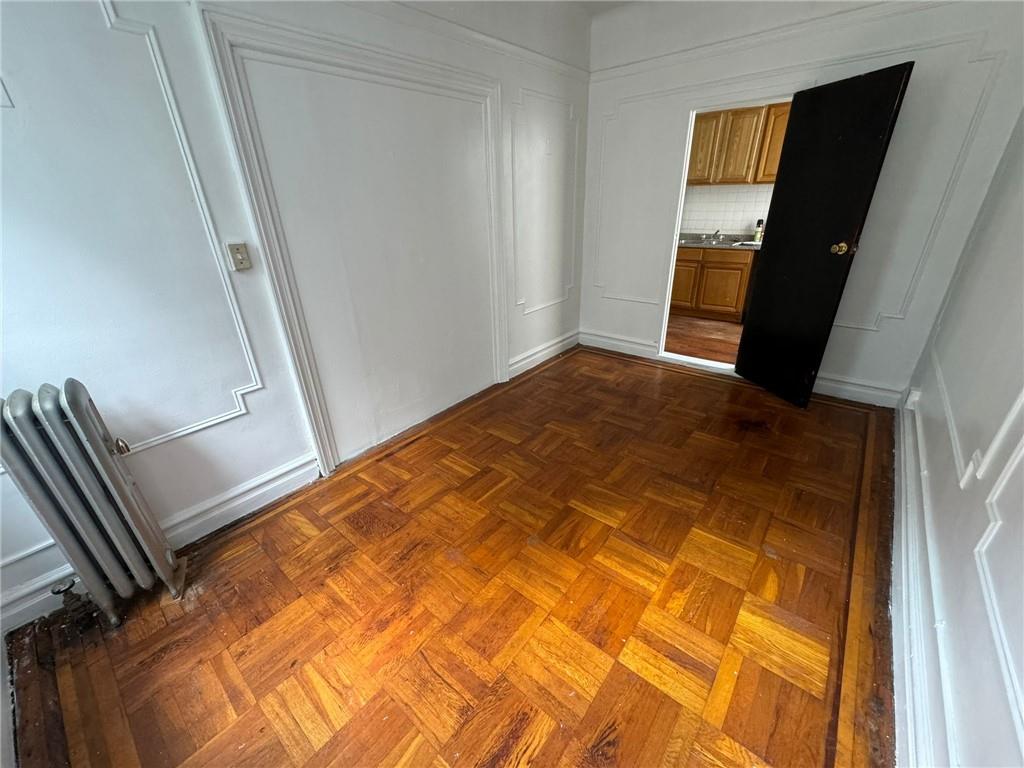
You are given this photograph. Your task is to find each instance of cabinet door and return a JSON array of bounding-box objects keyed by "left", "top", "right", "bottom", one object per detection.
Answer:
[
  {"left": 687, "top": 112, "right": 722, "bottom": 184},
  {"left": 754, "top": 102, "right": 791, "bottom": 183},
  {"left": 712, "top": 106, "right": 767, "bottom": 184},
  {"left": 697, "top": 264, "right": 747, "bottom": 318},
  {"left": 671, "top": 262, "right": 700, "bottom": 308}
]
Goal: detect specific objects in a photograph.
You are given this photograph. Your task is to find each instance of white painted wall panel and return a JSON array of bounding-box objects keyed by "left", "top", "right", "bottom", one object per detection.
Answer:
[
  {"left": 3, "top": 1, "right": 252, "bottom": 446},
  {"left": 243, "top": 58, "right": 496, "bottom": 459},
  {"left": 1, "top": 0, "right": 316, "bottom": 633},
  {"left": 1, "top": 0, "right": 589, "bottom": 639},
  {"left": 589, "top": 2, "right": 869, "bottom": 73},
  {"left": 593, "top": 96, "right": 687, "bottom": 309},
  {"left": 2, "top": 3, "right": 583, "bottom": 761},
  {"left": 512, "top": 92, "right": 578, "bottom": 314},
  {"left": 403, "top": 1, "right": 592, "bottom": 71},
  {"left": 581, "top": 3, "right": 1023, "bottom": 403},
  {"left": 896, "top": 114, "right": 1023, "bottom": 766}
]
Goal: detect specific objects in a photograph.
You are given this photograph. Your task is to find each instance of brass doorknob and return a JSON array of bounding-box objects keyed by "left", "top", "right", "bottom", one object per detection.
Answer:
[{"left": 830, "top": 242, "right": 849, "bottom": 255}]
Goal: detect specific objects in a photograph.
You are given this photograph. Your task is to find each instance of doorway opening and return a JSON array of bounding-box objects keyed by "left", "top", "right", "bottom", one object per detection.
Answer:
[{"left": 661, "top": 100, "right": 791, "bottom": 368}]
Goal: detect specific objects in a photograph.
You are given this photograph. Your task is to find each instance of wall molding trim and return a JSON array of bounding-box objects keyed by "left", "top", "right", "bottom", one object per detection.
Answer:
[
  {"left": 508, "top": 330, "right": 578, "bottom": 378},
  {"left": 934, "top": 342, "right": 1024, "bottom": 489},
  {"left": 592, "top": 75, "right": 812, "bottom": 308},
  {"left": 511, "top": 88, "right": 580, "bottom": 315},
  {"left": 0, "top": 539, "right": 61, "bottom": 571},
  {"left": 163, "top": 453, "right": 319, "bottom": 548},
  {"left": 590, "top": 2, "right": 955, "bottom": 82},
  {"left": 98, "top": 0, "right": 265, "bottom": 453},
  {"left": 893, "top": 392, "right": 955, "bottom": 766},
  {"left": 976, "top": 435, "right": 1024, "bottom": 751},
  {"left": 0, "top": 453, "right": 319, "bottom": 632},
  {"left": 588, "top": 27, "right": 1006, "bottom": 340},
  {"left": 382, "top": 3, "right": 589, "bottom": 82},
  {"left": 813, "top": 373, "right": 904, "bottom": 408},
  {"left": 0, "top": 564, "right": 75, "bottom": 636},
  {"left": 578, "top": 329, "right": 660, "bottom": 359},
  {"left": 199, "top": 6, "right": 508, "bottom": 473},
  {"left": 0, "top": 78, "right": 13, "bottom": 108}
]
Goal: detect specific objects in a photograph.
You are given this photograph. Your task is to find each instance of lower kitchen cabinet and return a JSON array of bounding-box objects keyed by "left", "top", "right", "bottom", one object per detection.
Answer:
[
  {"left": 671, "top": 247, "right": 755, "bottom": 322},
  {"left": 671, "top": 248, "right": 701, "bottom": 308}
]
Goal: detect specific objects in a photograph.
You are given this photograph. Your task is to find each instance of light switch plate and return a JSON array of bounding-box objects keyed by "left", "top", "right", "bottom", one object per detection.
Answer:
[{"left": 227, "top": 243, "right": 252, "bottom": 271}]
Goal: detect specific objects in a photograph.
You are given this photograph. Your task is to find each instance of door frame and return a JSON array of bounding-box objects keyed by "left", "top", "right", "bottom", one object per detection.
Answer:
[
  {"left": 198, "top": 6, "right": 508, "bottom": 475},
  {"left": 657, "top": 84, "right": 805, "bottom": 373}
]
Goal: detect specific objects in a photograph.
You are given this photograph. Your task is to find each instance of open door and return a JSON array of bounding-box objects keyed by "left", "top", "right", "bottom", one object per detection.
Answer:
[{"left": 735, "top": 62, "right": 913, "bottom": 406}]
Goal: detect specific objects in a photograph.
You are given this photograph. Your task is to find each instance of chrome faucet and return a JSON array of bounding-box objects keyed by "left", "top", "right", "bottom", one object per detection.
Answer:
[{"left": 710, "top": 229, "right": 722, "bottom": 242}]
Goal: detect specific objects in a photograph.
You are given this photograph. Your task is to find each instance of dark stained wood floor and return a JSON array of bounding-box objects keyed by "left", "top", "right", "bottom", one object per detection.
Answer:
[
  {"left": 664, "top": 314, "right": 743, "bottom": 364},
  {"left": 8, "top": 348, "right": 895, "bottom": 768}
]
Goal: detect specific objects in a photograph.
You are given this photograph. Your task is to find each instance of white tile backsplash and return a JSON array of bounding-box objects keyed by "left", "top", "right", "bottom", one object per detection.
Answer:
[{"left": 679, "top": 183, "right": 774, "bottom": 234}]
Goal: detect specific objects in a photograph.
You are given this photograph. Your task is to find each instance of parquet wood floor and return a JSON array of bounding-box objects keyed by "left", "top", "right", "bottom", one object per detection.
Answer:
[{"left": 9, "top": 348, "right": 895, "bottom": 768}]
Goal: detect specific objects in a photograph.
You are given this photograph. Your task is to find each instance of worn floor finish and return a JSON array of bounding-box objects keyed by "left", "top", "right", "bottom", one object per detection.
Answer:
[
  {"left": 10, "top": 348, "right": 895, "bottom": 768},
  {"left": 663, "top": 314, "right": 744, "bottom": 364}
]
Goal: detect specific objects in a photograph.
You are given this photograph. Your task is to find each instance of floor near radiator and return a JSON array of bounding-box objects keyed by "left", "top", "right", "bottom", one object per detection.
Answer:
[{"left": 7, "top": 348, "right": 896, "bottom": 768}]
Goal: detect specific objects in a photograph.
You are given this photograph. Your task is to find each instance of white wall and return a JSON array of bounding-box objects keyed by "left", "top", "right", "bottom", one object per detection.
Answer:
[
  {"left": 200, "top": 1, "right": 588, "bottom": 467},
  {"left": 679, "top": 184, "right": 773, "bottom": 235},
  {"left": 0, "top": 0, "right": 587, "bottom": 626},
  {"left": 589, "top": 2, "right": 869, "bottom": 73},
  {"left": 1, "top": 0, "right": 318, "bottom": 629},
  {"left": 402, "top": 1, "right": 592, "bottom": 71},
  {"left": 579, "top": 2, "right": 1023, "bottom": 406},
  {"left": 893, "top": 113, "right": 1023, "bottom": 767}
]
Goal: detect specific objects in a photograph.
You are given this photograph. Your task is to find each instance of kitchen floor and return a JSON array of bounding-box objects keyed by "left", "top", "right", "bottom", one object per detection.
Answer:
[
  {"left": 664, "top": 312, "right": 743, "bottom": 364},
  {"left": 8, "top": 348, "right": 895, "bottom": 768}
]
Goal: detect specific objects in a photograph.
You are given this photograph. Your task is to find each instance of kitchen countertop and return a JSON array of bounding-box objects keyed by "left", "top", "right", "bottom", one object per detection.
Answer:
[{"left": 678, "top": 233, "right": 761, "bottom": 251}]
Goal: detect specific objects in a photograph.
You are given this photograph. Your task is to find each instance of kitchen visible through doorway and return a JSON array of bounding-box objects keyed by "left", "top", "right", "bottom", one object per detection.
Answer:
[{"left": 663, "top": 100, "right": 790, "bottom": 366}]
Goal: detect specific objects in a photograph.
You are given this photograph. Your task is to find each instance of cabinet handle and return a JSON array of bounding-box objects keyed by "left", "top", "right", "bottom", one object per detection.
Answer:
[{"left": 830, "top": 242, "right": 849, "bottom": 255}]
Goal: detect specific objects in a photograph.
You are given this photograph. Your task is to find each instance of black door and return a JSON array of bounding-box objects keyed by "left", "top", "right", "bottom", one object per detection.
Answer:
[{"left": 735, "top": 62, "right": 913, "bottom": 406}]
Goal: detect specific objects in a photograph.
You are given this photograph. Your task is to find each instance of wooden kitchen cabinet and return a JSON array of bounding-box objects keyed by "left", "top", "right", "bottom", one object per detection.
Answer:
[
  {"left": 686, "top": 102, "right": 789, "bottom": 185},
  {"left": 671, "top": 248, "right": 701, "bottom": 307},
  {"left": 712, "top": 106, "right": 767, "bottom": 184},
  {"left": 755, "top": 102, "right": 791, "bottom": 183},
  {"left": 686, "top": 112, "right": 723, "bottom": 185},
  {"left": 671, "top": 247, "right": 755, "bottom": 322}
]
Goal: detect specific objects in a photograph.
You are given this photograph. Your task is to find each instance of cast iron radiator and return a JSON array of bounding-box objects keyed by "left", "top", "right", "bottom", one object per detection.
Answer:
[{"left": 1, "top": 379, "right": 186, "bottom": 625}]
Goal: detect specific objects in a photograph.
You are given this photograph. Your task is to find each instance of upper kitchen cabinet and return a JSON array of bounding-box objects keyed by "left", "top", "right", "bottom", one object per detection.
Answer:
[
  {"left": 687, "top": 111, "right": 723, "bottom": 184},
  {"left": 754, "top": 102, "right": 791, "bottom": 183},
  {"left": 713, "top": 106, "right": 767, "bottom": 184},
  {"left": 686, "top": 102, "right": 790, "bottom": 185}
]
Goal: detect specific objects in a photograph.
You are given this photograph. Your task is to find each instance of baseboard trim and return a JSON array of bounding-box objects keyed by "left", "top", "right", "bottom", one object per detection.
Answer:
[
  {"left": 814, "top": 373, "right": 904, "bottom": 407},
  {"left": 0, "top": 453, "right": 320, "bottom": 633},
  {"left": 508, "top": 330, "right": 579, "bottom": 378},
  {"left": 892, "top": 392, "right": 953, "bottom": 766},
  {"left": 163, "top": 454, "right": 320, "bottom": 548},
  {"left": 580, "top": 329, "right": 903, "bottom": 407},
  {"left": 0, "top": 565, "right": 74, "bottom": 635},
  {"left": 578, "top": 328, "right": 660, "bottom": 358}
]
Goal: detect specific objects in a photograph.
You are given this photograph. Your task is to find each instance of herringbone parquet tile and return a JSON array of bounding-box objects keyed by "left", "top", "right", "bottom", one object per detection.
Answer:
[{"left": 10, "top": 349, "right": 895, "bottom": 768}]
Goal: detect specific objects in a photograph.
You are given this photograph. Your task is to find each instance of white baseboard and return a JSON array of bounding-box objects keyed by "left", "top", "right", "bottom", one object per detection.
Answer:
[
  {"left": 163, "top": 453, "right": 320, "bottom": 548},
  {"left": 0, "top": 564, "right": 74, "bottom": 636},
  {"left": 508, "top": 330, "right": 579, "bottom": 378},
  {"left": 0, "top": 453, "right": 320, "bottom": 632},
  {"left": 578, "top": 328, "right": 660, "bottom": 358},
  {"left": 814, "top": 372, "right": 905, "bottom": 407},
  {"left": 579, "top": 330, "right": 903, "bottom": 407},
  {"left": 892, "top": 392, "right": 953, "bottom": 766}
]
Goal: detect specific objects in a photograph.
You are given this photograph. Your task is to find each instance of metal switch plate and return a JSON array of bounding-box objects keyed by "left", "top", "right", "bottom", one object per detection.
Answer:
[{"left": 227, "top": 243, "right": 252, "bottom": 271}]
